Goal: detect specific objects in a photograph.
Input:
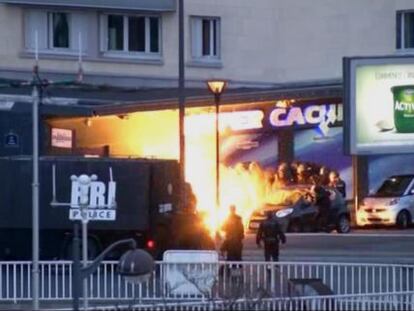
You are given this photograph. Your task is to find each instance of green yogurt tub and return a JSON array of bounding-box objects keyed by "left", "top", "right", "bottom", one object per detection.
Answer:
[{"left": 391, "top": 85, "right": 414, "bottom": 133}]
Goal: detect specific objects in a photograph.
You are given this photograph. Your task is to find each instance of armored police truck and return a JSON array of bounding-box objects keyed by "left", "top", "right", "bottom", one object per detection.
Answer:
[{"left": 0, "top": 156, "right": 211, "bottom": 260}]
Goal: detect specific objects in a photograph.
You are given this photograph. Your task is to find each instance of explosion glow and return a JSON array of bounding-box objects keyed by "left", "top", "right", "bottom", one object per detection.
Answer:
[
  {"left": 187, "top": 151, "right": 289, "bottom": 232},
  {"left": 49, "top": 107, "right": 289, "bottom": 233},
  {"left": 182, "top": 110, "right": 284, "bottom": 232}
]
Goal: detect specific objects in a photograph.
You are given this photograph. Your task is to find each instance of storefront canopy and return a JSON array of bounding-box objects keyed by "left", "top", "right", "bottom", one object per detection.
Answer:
[
  {"left": 0, "top": 78, "right": 342, "bottom": 117},
  {"left": 0, "top": 0, "right": 176, "bottom": 11}
]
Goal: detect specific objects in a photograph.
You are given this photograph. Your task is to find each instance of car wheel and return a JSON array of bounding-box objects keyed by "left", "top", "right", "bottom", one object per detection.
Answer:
[
  {"left": 337, "top": 215, "right": 351, "bottom": 233},
  {"left": 302, "top": 223, "right": 314, "bottom": 233},
  {"left": 396, "top": 211, "right": 410, "bottom": 229},
  {"left": 289, "top": 221, "right": 302, "bottom": 233}
]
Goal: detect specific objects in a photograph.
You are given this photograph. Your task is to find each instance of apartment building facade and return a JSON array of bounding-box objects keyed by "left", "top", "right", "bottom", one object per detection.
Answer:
[{"left": 0, "top": 0, "right": 412, "bottom": 87}]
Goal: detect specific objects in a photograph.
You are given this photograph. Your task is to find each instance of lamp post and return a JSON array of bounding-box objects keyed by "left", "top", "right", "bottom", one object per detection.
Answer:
[
  {"left": 72, "top": 228, "right": 154, "bottom": 311},
  {"left": 31, "top": 76, "right": 40, "bottom": 311},
  {"left": 207, "top": 80, "right": 227, "bottom": 228}
]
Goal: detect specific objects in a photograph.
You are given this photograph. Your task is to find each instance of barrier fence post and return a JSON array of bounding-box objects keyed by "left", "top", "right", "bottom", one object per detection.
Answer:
[{"left": 72, "top": 222, "right": 81, "bottom": 311}]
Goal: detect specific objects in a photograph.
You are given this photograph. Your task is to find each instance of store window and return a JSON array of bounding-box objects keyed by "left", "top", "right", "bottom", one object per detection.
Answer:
[
  {"left": 24, "top": 9, "right": 87, "bottom": 54},
  {"left": 396, "top": 11, "right": 414, "bottom": 50},
  {"left": 191, "top": 16, "right": 220, "bottom": 60},
  {"left": 101, "top": 14, "right": 160, "bottom": 56},
  {"left": 222, "top": 133, "right": 278, "bottom": 168},
  {"left": 294, "top": 127, "right": 352, "bottom": 198}
]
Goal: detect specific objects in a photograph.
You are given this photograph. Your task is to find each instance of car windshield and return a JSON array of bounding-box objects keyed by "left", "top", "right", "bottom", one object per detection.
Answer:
[{"left": 375, "top": 176, "right": 413, "bottom": 197}]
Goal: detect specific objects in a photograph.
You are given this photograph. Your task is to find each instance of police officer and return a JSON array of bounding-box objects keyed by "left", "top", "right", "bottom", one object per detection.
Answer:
[
  {"left": 221, "top": 205, "right": 244, "bottom": 261},
  {"left": 310, "top": 185, "right": 331, "bottom": 231},
  {"left": 273, "top": 162, "right": 294, "bottom": 189},
  {"left": 328, "top": 170, "right": 346, "bottom": 198},
  {"left": 256, "top": 211, "right": 286, "bottom": 262},
  {"left": 318, "top": 166, "right": 330, "bottom": 186},
  {"left": 295, "top": 163, "right": 310, "bottom": 185}
]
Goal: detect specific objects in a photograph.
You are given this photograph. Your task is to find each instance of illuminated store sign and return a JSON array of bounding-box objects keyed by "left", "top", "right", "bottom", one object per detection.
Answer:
[
  {"left": 269, "top": 103, "right": 343, "bottom": 134},
  {"left": 220, "top": 110, "right": 264, "bottom": 131},
  {"left": 51, "top": 128, "right": 73, "bottom": 148},
  {"left": 185, "top": 110, "right": 264, "bottom": 135}
]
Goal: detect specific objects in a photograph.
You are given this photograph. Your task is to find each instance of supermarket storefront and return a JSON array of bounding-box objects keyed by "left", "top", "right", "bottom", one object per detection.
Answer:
[{"left": 45, "top": 85, "right": 352, "bottom": 227}]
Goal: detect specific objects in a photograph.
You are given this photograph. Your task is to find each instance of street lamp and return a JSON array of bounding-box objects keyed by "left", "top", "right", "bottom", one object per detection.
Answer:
[
  {"left": 206, "top": 79, "right": 228, "bottom": 227},
  {"left": 31, "top": 70, "right": 40, "bottom": 311},
  {"left": 118, "top": 249, "right": 155, "bottom": 284},
  {"left": 72, "top": 224, "right": 154, "bottom": 311}
]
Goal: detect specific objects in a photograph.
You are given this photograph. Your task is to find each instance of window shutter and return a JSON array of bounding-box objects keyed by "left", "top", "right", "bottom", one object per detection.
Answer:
[
  {"left": 24, "top": 10, "right": 47, "bottom": 51},
  {"left": 191, "top": 17, "right": 202, "bottom": 58},
  {"left": 71, "top": 13, "right": 88, "bottom": 52},
  {"left": 396, "top": 12, "right": 402, "bottom": 49},
  {"left": 99, "top": 14, "right": 108, "bottom": 52},
  {"left": 215, "top": 19, "right": 221, "bottom": 58}
]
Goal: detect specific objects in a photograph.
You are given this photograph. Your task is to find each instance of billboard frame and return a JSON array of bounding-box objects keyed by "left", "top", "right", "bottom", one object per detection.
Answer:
[{"left": 344, "top": 55, "right": 414, "bottom": 155}]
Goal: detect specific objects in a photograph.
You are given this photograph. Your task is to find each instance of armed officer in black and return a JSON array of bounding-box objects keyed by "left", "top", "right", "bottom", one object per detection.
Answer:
[
  {"left": 221, "top": 205, "right": 245, "bottom": 261},
  {"left": 256, "top": 211, "right": 286, "bottom": 262}
]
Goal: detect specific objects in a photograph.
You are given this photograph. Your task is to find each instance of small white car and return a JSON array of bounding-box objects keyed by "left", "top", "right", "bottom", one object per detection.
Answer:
[{"left": 357, "top": 175, "right": 414, "bottom": 229}]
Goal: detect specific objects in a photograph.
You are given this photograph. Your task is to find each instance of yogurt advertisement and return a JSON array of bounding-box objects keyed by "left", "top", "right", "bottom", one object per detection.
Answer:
[{"left": 348, "top": 57, "right": 414, "bottom": 154}]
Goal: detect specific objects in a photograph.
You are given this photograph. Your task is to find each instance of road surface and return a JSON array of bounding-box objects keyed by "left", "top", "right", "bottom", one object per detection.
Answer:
[{"left": 243, "top": 228, "right": 414, "bottom": 264}]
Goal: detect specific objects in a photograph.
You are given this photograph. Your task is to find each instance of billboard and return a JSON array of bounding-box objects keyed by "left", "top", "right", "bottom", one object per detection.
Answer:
[{"left": 345, "top": 56, "right": 414, "bottom": 154}]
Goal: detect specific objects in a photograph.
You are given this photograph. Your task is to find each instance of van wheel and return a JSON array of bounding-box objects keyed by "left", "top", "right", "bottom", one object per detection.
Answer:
[
  {"left": 337, "top": 215, "right": 351, "bottom": 233},
  {"left": 396, "top": 211, "right": 410, "bottom": 229},
  {"left": 63, "top": 237, "right": 100, "bottom": 260}
]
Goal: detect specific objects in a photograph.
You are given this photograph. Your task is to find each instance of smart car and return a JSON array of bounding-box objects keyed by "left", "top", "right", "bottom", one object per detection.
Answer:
[
  {"left": 248, "top": 185, "right": 351, "bottom": 233},
  {"left": 357, "top": 175, "right": 414, "bottom": 229}
]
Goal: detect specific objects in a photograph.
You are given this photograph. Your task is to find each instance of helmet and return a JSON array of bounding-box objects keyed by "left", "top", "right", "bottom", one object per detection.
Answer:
[{"left": 265, "top": 210, "right": 274, "bottom": 219}]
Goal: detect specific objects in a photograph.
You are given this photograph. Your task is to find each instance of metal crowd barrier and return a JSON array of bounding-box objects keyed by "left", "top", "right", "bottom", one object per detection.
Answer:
[
  {"left": 94, "top": 292, "right": 414, "bottom": 311},
  {"left": 0, "top": 261, "right": 413, "bottom": 303},
  {"left": 49, "top": 292, "right": 414, "bottom": 311}
]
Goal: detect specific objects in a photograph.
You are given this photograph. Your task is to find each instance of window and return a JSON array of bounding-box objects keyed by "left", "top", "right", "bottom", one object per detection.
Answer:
[
  {"left": 102, "top": 14, "right": 160, "bottom": 56},
  {"left": 24, "top": 9, "right": 87, "bottom": 54},
  {"left": 108, "top": 15, "right": 124, "bottom": 51},
  {"left": 397, "top": 11, "right": 414, "bottom": 50},
  {"left": 191, "top": 17, "right": 220, "bottom": 60},
  {"left": 49, "top": 12, "right": 70, "bottom": 49}
]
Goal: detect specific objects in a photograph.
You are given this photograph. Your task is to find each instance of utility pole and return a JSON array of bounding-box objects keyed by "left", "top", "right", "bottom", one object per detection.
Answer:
[
  {"left": 29, "top": 32, "right": 84, "bottom": 311},
  {"left": 178, "top": 0, "right": 186, "bottom": 209}
]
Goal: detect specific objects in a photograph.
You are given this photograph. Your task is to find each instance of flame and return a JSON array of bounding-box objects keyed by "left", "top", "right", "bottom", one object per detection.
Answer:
[
  {"left": 184, "top": 114, "right": 286, "bottom": 233},
  {"left": 190, "top": 159, "right": 291, "bottom": 233}
]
